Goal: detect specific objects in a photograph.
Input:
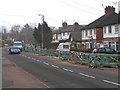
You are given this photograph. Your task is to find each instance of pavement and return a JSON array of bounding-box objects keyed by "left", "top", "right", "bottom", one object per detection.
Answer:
[{"left": 2, "top": 56, "right": 49, "bottom": 88}]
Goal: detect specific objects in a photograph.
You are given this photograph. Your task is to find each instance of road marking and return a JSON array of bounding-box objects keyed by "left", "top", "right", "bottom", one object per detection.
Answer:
[
  {"left": 79, "top": 73, "right": 95, "bottom": 79},
  {"left": 63, "top": 68, "right": 74, "bottom": 72},
  {"left": 37, "top": 60, "right": 39, "bottom": 62},
  {"left": 43, "top": 62, "right": 49, "bottom": 65},
  {"left": 69, "top": 69, "right": 74, "bottom": 72},
  {"left": 63, "top": 68, "right": 69, "bottom": 71},
  {"left": 51, "top": 65, "right": 59, "bottom": 68},
  {"left": 103, "top": 80, "right": 120, "bottom": 86}
]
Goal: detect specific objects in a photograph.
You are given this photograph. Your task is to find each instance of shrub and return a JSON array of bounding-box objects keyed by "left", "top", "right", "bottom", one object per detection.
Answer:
[{"left": 115, "top": 51, "right": 120, "bottom": 54}]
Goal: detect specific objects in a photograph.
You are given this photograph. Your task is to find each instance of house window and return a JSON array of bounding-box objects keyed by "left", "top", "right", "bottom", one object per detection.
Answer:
[
  {"left": 86, "top": 30, "right": 88, "bottom": 36},
  {"left": 63, "top": 33, "right": 65, "bottom": 36},
  {"left": 82, "top": 31, "right": 84, "bottom": 37},
  {"left": 104, "top": 27, "right": 106, "bottom": 34},
  {"left": 90, "top": 29, "right": 92, "bottom": 35},
  {"left": 116, "top": 42, "right": 119, "bottom": 51},
  {"left": 67, "top": 32, "right": 69, "bottom": 36},
  {"left": 94, "top": 29, "right": 96, "bottom": 35},
  {"left": 115, "top": 25, "right": 119, "bottom": 33},
  {"left": 111, "top": 42, "right": 115, "bottom": 50},
  {"left": 86, "top": 43, "right": 89, "bottom": 49},
  {"left": 108, "top": 26, "right": 112, "bottom": 33},
  {"left": 104, "top": 42, "right": 109, "bottom": 47}
]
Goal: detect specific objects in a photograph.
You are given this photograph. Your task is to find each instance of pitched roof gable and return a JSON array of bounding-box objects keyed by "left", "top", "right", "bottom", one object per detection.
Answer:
[
  {"left": 81, "top": 12, "right": 118, "bottom": 30},
  {"left": 54, "top": 25, "right": 83, "bottom": 34}
]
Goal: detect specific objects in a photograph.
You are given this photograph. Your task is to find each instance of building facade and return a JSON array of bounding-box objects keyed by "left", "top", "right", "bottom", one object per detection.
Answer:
[
  {"left": 52, "top": 22, "right": 84, "bottom": 43},
  {"left": 81, "top": 6, "right": 120, "bottom": 51}
]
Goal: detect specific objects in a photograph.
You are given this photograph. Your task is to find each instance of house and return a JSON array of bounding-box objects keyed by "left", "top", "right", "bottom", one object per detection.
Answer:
[
  {"left": 52, "top": 22, "right": 84, "bottom": 43},
  {"left": 81, "top": 6, "right": 120, "bottom": 51}
]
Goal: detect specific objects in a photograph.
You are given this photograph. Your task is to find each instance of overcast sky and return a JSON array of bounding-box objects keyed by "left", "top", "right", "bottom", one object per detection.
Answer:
[{"left": 0, "top": 0, "right": 120, "bottom": 30}]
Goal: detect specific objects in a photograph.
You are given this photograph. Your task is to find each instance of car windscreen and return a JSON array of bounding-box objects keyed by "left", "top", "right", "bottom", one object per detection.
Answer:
[
  {"left": 14, "top": 43, "right": 22, "bottom": 46},
  {"left": 105, "top": 48, "right": 115, "bottom": 52},
  {"left": 63, "top": 45, "right": 69, "bottom": 49}
]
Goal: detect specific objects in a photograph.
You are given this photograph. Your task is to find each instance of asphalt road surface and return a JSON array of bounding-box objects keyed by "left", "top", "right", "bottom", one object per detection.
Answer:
[{"left": 2, "top": 48, "right": 120, "bottom": 88}]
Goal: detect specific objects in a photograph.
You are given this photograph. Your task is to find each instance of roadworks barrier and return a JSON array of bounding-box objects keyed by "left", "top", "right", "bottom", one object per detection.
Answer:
[{"left": 24, "top": 47, "right": 120, "bottom": 68}]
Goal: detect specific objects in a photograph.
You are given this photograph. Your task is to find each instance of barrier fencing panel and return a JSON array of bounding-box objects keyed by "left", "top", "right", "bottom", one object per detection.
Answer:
[{"left": 24, "top": 46, "right": 119, "bottom": 68}]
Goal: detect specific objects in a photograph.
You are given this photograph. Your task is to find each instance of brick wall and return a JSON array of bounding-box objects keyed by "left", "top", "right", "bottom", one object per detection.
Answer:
[{"left": 96, "top": 28, "right": 103, "bottom": 43}]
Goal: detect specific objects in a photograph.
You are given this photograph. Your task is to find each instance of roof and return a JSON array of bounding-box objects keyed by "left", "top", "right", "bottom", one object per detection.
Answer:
[
  {"left": 81, "top": 12, "right": 118, "bottom": 30},
  {"left": 53, "top": 25, "right": 84, "bottom": 34}
]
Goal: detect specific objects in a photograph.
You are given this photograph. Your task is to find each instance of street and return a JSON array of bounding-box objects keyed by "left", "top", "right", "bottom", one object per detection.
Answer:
[{"left": 2, "top": 48, "right": 119, "bottom": 88}]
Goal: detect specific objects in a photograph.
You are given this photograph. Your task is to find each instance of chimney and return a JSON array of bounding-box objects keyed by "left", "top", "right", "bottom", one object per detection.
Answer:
[
  {"left": 74, "top": 22, "right": 79, "bottom": 31},
  {"left": 105, "top": 6, "right": 115, "bottom": 15},
  {"left": 62, "top": 22, "right": 67, "bottom": 28}
]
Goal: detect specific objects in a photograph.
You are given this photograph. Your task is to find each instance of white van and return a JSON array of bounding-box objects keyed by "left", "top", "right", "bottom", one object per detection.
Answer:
[
  {"left": 56, "top": 42, "right": 71, "bottom": 51},
  {"left": 13, "top": 41, "right": 23, "bottom": 52}
]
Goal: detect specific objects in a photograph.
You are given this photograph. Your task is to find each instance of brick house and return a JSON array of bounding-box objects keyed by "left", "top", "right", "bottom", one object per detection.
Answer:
[
  {"left": 52, "top": 22, "right": 84, "bottom": 43},
  {"left": 81, "top": 6, "right": 120, "bottom": 51}
]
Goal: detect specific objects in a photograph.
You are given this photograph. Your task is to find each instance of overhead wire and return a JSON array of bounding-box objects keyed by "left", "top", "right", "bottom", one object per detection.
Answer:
[
  {"left": 56, "top": 0, "right": 101, "bottom": 16},
  {"left": 70, "top": 0, "right": 103, "bottom": 12}
]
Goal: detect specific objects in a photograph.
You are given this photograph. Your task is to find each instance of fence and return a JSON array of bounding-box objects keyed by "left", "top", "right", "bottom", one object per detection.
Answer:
[{"left": 24, "top": 47, "right": 120, "bottom": 68}]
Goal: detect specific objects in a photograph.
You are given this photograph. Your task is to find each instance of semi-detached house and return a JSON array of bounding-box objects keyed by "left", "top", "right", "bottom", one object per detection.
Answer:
[
  {"left": 52, "top": 22, "right": 84, "bottom": 43},
  {"left": 81, "top": 6, "right": 120, "bottom": 51}
]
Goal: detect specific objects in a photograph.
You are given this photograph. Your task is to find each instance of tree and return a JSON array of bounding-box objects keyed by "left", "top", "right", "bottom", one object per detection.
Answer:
[
  {"left": 10, "top": 25, "right": 21, "bottom": 40},
  {"left": 33, "top": 22, "right": 52, "bottom": 49},
  {"left": 33, "top": 23, "right": 42, "bottom": 43},
  {"left": 19, "top": 24, "right": 34, "bottom": 43}
]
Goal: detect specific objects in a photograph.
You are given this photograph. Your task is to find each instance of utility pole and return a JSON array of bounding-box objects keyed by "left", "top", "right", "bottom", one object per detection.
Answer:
[{"left": 38, "top": 14, "right": 44, "bottom": 49}]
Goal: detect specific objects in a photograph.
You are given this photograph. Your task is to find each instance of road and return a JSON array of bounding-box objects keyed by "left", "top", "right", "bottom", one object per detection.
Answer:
[{"left": 2, "top": 48, "right": 119, "bottom": 88}]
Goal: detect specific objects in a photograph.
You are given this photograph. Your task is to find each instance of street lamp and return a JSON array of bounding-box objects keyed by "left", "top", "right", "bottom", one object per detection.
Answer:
[{"left": 38, "top": 14, "right": 44, "bottom": 49}]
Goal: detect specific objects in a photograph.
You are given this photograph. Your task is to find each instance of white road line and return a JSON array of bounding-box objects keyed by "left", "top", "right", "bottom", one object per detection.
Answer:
[
  {"left": 32, "top": 58, "right": 34, "bottom": 60},
  {"left": 63, "top": 68, "right": 69, "bottom": 71},
  {"left": 51, "top": 65, "right": 59, "bottom": 68},
  {"left": 37, "top": 60, "right": 40, "bottom": 62},
  {"left": 63, "top": 68, "right": 74, "bottom": 72},
  {"left": 79, "top": 73, "right": 95, "bottom": 79},
  {"left": 103, "top": 80, "right": 120, "bottom": 86},
  {"left": 69, "top": 70, "right": 74, "bottom": 72},
  {"left": 43, "top": 62, "right": 49, "bottom": 65}
]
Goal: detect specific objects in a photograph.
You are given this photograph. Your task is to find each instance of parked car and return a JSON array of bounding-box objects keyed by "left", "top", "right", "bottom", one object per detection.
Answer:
[
  {"left": 9, "top": 46, "right": 21, "bottom": 54},
  {"left": 92, "top": 47, "right": 116, "bottom": 54},
  {"left": 56, "top": 42, "right": 70, "bottom": 51}
]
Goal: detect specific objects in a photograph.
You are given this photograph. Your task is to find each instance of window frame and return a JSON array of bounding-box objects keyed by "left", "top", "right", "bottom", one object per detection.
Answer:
[
  {"left": 90, "top": 29, "right": 92, "bottom": 35},
  {"left": 108, "top": 26, "right": 112, "bottom": 33},
  {"left": 115, "top": 24, "right": 119, "bottom": 34},
  {"left": 86, "top": 30, "right": 88, "bottom": 37},
  {"left": 104, "top": 27, "right": 106, "bottom": 34}
]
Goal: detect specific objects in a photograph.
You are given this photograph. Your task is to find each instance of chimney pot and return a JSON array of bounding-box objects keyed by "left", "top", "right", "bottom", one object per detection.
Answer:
[
  {"left": 74, "top": 22, "right": 79, "bottom": 31},
  {"left": 105, "top": 6, "right": 115, "bottom": 15},
  {"left": 62, "top": 22, "right": 67, "bottom": 28}
]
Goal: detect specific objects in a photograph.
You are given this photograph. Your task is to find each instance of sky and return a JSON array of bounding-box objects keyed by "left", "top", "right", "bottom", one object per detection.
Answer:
[{"left": 0, "top": 0, "right": 120, "bottom": 31}]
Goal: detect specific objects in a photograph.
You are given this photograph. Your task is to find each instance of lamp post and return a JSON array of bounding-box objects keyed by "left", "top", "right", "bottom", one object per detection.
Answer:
[{"left": 38, "top": 14, "right": 44, "bottom": 49}]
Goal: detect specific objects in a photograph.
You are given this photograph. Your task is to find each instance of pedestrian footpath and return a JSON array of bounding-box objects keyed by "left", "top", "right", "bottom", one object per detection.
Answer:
[{"left": 2, "top": 57, "right": 49, "bottom": 88}]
